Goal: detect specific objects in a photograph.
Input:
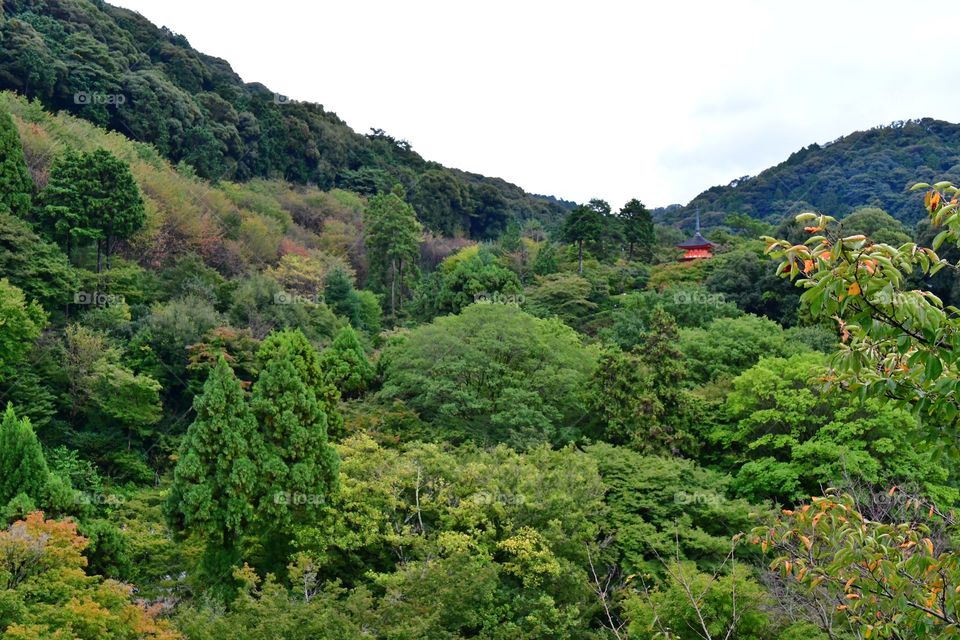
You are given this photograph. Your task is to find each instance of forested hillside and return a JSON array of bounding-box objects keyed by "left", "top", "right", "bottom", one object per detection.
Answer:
[
  {"left": 0, "top": 0, "right": 570, "bottom": 237},
  {"left": 658, "top": 118, "right": 960, "bottom": 228},
  {"left": 6, "top": 80, "right": 960, "bottom": 637},
  {"left": 7, "top": 0, "right": 960, "bottom": 636}
]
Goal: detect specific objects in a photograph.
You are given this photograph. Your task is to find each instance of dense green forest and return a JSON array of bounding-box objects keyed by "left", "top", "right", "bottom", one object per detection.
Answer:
[
  {"left": 657, "top": 118, "right": 960, "bottom": 228},
  {"left": 4, "top": 2, "right": 960, "bottom": 639},
  {"left": 5, "top": 82, "right": 960, "bottom": 638},
  {"left": 0, "top": 0, "right": 572, "bottom": 238}
]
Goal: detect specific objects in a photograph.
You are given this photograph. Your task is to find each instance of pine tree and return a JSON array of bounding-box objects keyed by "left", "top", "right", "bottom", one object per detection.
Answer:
[
  {"left": 166, "top": 357, "right": 263, "bottom": 583},
  {"left": 364, "top": 185, "right": 422, "bottom": 317},
  {"left": 38, "top": 149, "right": 145, "bottom": 268},
  {"left": 319, "top": 325, "right": 375, "bottom": 398},
  {"left": 37, "top": 151, "right": 99, "bottom": 259},
  {"left": 635, "top": 308, "right": 696, "bottom": 455},
  {"left": 585, "top": 347, "right": 657, "bottom": 446},
  {"left": 0, "top": 278, "right": 47, "bottom": 384},
  {"left": 562, "top": 200, "right": 605, "bottom": 274},
  {"left": 619, "top": 198, "right": 655, "bottom": 261},
  {"left": 533, "top": 242, "right": 559, "bottom": 276},
  {"left": 0, "top": 403, "right": 50, "bottom": 506},
  {"left": 0, "top": 110, "right": 33, "bottom": 216}
]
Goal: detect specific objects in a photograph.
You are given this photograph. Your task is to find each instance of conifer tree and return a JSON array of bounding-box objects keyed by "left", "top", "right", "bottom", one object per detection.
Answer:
[
  {"left": 585, "top": 347, "right": 656, "bottom": 446},
  {"left": 0, "top": 110, "right": 33, "bottom": 216},
  {"left": 167, "top": 357, "right": 263, "bottom": 586},
  {"left": 533, "top": 241, "right": 559, "bottom": 276},
  {"left": 258, "top": 328, "right": 344, "bottom": 437},
  {"left": 0, "top": 278, "right": 47, "bottom": 384},
  {"left": 619, "top": 198, "right": 655, "bottom": 261},
  {"left": 252, "top": 334, "right": 340, "bottom": 528},
  {"left": 364, "top": 185, "right": 422, "bottom": 316},
  {"left": 251, "top": 331, "right": 340, "bottom": 572},
  {"left": 0, "top": 403, "right": 50, "bottom": 507},
  {"left": 562, "top": 200, "right": 606, "bottom": 274},
  {"left": 636, "top": 308, "right": 696, "bottom": 455},
  {"left": 324, "top": 266, "right": 363, "bottom": 328},
  {"left": 318, "top": 325, "right": 375, "bottom": 398},
  {"left": 38, "top": 149, "right": 145, "bottom": 268}
]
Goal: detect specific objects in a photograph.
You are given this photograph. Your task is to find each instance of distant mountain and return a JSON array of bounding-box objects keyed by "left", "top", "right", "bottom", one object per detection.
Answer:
[
  {"left": 0, "top": 0, "right": 567, "bottom": 237},
  {"left": 655, "top": 118, "right": 960, "bottom": 229}
]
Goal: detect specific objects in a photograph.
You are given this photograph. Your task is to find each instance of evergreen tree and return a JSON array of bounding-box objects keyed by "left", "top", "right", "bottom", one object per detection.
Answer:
[
  {"left": 585, "top": 347, "right": 656, "bottom": 446},
  {"left": 251, "top": 349, "right": 339, "bottom": 524},
  {"left": 635, "top": 308, "right": 696, "bottom": 455},
  {"left": 0, "top": 403, "right": 50, "bottom": 507},
  {"left": 0, "top": 213, "right": 77, "bottom": 313},
  {"left": 324, "top": 266, "right": 363, "bottom": 328},
  {"left": 562, "top": 200, "right": 605, "bottom": 274},
  {"left": 619, "top": 198, "right": 655, "bottom": 261},
  {"left": 355, "top": 289, "right": 383, "bottom": 335},
  {"left": 532, "top": 242, "right": 559, "bottom": 276},
  {"left": 319, "top": 325, "right": 375, "bottom": 398},
  {"left": 167, "top": 357, "right": 263, "bottom": 590},
  {"left": 0, "top": 110, "right": 33, "bottom": 216},
  {"left": 364, "top": 185, "right": 422, "bottom": 317},
  {"left": 0, "top": 279, "right": 47, "bottom": 384},
  {"left": 37, "top": 150, "right": 98, "bottom": 260},
  {"left": 38, "top": 149, "right": 145, "bottom": 269},
  {"left": 251, "top": 332, "right": 340, "bottom": 571},
  {"left": 499, "top": 219, "right": 522, "bottom": 253},
  {"left": 258, "top": 329, "right": 344, "bottom": 437}
]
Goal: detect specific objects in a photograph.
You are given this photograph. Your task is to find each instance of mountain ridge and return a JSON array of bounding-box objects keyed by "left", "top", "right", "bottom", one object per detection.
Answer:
[
  {"left": 656, "top": 117, "right": 960, "bottom": 229},
  {"left": 0, "top": 0, "right": 567, "bottom": 237}
]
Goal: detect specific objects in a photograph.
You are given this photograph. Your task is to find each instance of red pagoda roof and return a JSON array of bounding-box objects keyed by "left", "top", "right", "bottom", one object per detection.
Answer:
[{"left": 676, "top": 231, "right": 716, "bottom": 250}]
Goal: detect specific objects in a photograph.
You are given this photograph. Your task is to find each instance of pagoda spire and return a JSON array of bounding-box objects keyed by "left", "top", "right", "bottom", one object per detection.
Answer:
[{"left": 676, "top": 209, "right": 716, "bottom": 261}]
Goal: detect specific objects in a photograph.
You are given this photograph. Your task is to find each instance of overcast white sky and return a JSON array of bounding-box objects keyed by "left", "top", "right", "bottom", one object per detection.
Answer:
[{"left": 113, "top": 0, "right": 959, "bottom": 208}]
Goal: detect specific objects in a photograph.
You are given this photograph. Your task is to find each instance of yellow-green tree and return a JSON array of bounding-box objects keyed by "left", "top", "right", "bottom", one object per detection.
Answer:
[{"left": 0, "top": 511, "right": 182, "bottom": 639}]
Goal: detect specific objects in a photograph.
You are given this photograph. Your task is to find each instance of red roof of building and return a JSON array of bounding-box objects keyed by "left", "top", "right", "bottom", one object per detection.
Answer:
[{"left": 676, "top": 231, "right": 716, "bottom": 249}]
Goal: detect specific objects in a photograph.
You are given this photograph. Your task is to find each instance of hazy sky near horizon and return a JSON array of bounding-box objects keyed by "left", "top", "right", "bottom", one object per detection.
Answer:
[{"left": 113, "top": 0, "right": 960, "bottom": 207}]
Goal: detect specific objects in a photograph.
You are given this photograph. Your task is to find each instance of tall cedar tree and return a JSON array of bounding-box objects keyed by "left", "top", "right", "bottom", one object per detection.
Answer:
[
  {"left": 167, "top": 357, "right": 263, "bottom": 587},
  {"left": 251, "top": 331, "right": 340, "bottom": 572},
  {"left": 0, "top": 403, "right": 50, "bottom": 507},
  {"left": 636, "top": 308, "right": 696, "bottom": 455},
  {"left": 319, "top": 325, "right": 375, "bottom": 398},
  {"left": 619, "top": 198, "right": 655, "bottom": 261},
  {"left": 562, "top": 200, "right": 606, "bottom": 274},
  {"left": 0, "top": 110, "right": 32, "bottom": 216},
  {"left": 258, "top": 329, "right": 344, "bottom": 438},
  {"left": 253, "top": 331, "right": 340, "bottom": 519},
  {"left": 0, "top": 213, "right": 77, "bottom": 313},
  {"left": 364, "top": 185, "right": 422, "bottom": 317},
  {"left": 38, "top": 149, "right": 145, "bottom": 269},
  {"left": 585, "top": 347, "right": 657, "bottom": 447}
]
